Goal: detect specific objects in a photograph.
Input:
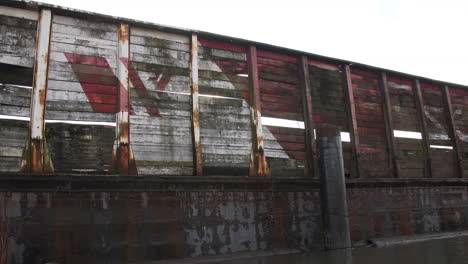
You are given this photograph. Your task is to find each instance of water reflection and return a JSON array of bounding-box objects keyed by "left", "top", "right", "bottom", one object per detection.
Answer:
[{"left": 220, "top": 236, "right": 468, "bottom": 264}]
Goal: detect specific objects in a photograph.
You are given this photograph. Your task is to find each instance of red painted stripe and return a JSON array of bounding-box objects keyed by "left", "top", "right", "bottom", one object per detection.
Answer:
[
  {"left": 258, "top": 57, "right": 292, "bottom": 68},
  {"left": 350, "top": 68, "right": 378, "bottom": 78},
  {"left": 420, "top": 81, "right": 440, "bottom": 92},
  {"left": 308, "top": 59, "right": 340, "bottom": 71},
  {"left": 257, "top": 49, "right": 298, "bottom": 63},
  {"left": 125, "top": 58, "right": 161, "bottom": 117},
  {"left": 72, "top": 72, "right": 118, "bottom": 86},
  {"left": 64, "top": 53, "right": 110, "bottom": 67},
  {"left": 448, "top": 87, "right": 468, "bottom": 96},
  {"left": 76, "top": 84, "right": 117, "bottom": 95},
  {"left": 211, "top": 60, "right": 248, "bottom": 74},
  {"left": 259, "top": 79, "right": 299, "bottom": 91},
  {"left": 198, "top": 38, "right": 247, "bottom": 53},
  {"left": 387, "top": 75, "right": 413, "bottom": 86},
  {"left": 86, "top": 93, "right": 116, "bottom": 104}
]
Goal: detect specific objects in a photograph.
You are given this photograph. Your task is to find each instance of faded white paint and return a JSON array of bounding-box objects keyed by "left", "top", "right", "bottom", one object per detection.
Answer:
[{"left": 30, "top": 9, "right": 52, "bottom": 140}]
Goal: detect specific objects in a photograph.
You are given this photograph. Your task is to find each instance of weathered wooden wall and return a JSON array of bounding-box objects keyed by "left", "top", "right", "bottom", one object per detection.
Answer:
[
  {"left": 129, "top": 27, "right": 193, "bottom": 175},
  {"left": 0, "top": 3, "right": 466, "bottom": 178},
  {"left": 0, "top": 9, "right": 36, "bottom": 172}
]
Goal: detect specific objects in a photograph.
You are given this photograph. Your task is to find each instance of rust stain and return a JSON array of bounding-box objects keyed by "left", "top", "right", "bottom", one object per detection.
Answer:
[
  {"left": 30, "top": 139, "right": 43, "bottom": 173},
  {"left": 119, "top": 24, "right": 129, "bottom": 43},
  {"left": 192, "top": 107, "right": 200, "bottom": 128},
  {"left": 257, "top": 145, "right": 270, "bottom": 177},
  {"left": 194, "top": 141, "right": 203, "bottom": 176}
]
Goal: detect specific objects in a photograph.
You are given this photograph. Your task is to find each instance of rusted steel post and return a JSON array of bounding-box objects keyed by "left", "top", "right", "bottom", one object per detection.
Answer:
[
  {"left": 413, "top": 79, "right": 432, "bottom": 178},
  {"left": 342, "top": 64, "right": 361, "bottom": 178},
  {"left": 442, "top": 85, "right": 464, "bottom": 178},
  {"left": 379, "top": 72, "right": 400, "bottom": 178},
  {"left": 21, "top": 9, "right": 54, "bottom": 173},
  {"left": 317, "top": 125, "right": 351, "bottom": 250},
  {"left": 299, "top": 55, "right": 319, "bottom": 177},
  {"left": 190, "top": 34, "right": 203, "bottom": 176},
  {"left": 247, "top": 45, "right": 270, "bottom": 176},
  {"left": 111, "top": 23, "right": 136, "bottom": 175}
]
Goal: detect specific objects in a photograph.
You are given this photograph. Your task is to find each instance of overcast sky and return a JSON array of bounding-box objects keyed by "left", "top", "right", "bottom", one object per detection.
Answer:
[{"left": 33, "top": 0, "right": 468, "bottom": 86}]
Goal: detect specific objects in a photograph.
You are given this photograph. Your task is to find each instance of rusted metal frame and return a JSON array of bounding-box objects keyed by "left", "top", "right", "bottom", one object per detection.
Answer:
[
  {"left": 342, "top": 64, "right": 361, "bottom": 178},
  {"left": 112, "top": 23, "right": 135, "bottom": 175},
  {"left": 412, "top": 79, "right": 432, "bottom": 178},
  {"left": 379, "top": 72, "right": 400, "bottom": 178},
  {"left": 442, "top": 85, "right": 464, "bottom": 178},
  {"left": 22, "top": 9, "right": 54, "bottom": 173},
  {"left": 190, "top": 34, "right": 203, "bottom": 176},
  {"left": 247, "top": 45, "right": 270, "bottom": 176},
  {"left": 299, "top": 55, "right": 319, "bottom": 177}
]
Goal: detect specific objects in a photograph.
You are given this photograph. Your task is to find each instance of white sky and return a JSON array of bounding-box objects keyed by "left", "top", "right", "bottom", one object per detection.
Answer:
[{"left": 32, "top": 0, "right": 468, "bottom": 85}]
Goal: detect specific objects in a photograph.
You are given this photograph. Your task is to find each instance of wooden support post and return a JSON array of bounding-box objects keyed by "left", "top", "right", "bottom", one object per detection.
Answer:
[
  {"left": 111, "top": 23, "right": 136, "bottom": 175},
  {"left": 190, "top": 34, "right": 203, "bottom": 176},
  {"left": 442, "top": 85, "right": 464, "bottom": 178},
  {"left": 413, "top": 79, "right": 432, "bottom": 178},
  {"left": 317, "top": 125, "right": 351, "bottom": 250},
  {"left": 21, "top": 9, "right": 54, "bottom": 173},
  {"left": 299, "top": 55, "right": 319, "bottom": 177},
  {"left": 379, "top": 72, "right": 400, "bottom": 178},
  {"left": 247, "top": 45, "right": 270, "bottom": 176},
  {"left": 342, "top": 64, "right": 361, "bottom": 178}
]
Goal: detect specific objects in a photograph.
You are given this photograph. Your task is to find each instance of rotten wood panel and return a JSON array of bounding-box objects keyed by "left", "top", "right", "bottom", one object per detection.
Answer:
[
  {"left": 442, "top": 85, "right": 464, "bottom": 177},
  {"left": 386, "top": 75, "right": 425, "bottom": 178},
  {"left": 129, "top": 27, "right": 193, "bottom": 176},
  {"left": 248, "top": 45, "right": 270, "bottom": 176},
  {"left": 307, "top": 63, "right": 350, "bottom": 175},
  {"left": 257, "top": 49, "right": 305, "bottom": 177},
  {"left": 380, "top": 72, "right": 400, "bottom": 178},
  {"left": 0, "top": 119, "right": 29, "bottom": 172},
  {"left": 350, "top": 68, "right": 390, "bottom": 178},
  {"left": 46, "top": 14, "right": 118, "bottom": 122},
  {"left": 190, "top": 34, "right": 202, "bottom": 176},
  {"left": 21, "top": 9, "right": 54, "bottom": 173},
  {"left": 0, "top": 10, "right": 38, "bottom": 68},
  {"left": 342, "top": 64, "right": 361, "bottom": 178},
  {"left": 413, "top": 79, "right": 432, "bottom": 178},
  {"left": 299, "top": 55, "right": 318, "bottom": 177},
  {"left": 198, "top": 38, "right": 248, "bottom": 99}
]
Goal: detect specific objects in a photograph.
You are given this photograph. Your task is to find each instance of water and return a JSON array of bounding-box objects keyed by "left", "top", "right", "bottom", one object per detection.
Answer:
[{"left": 219, "top": 236, "right": 468, "bottom": 264}]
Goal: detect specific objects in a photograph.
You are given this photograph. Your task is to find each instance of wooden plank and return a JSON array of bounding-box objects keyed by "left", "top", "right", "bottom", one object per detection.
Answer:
[
  {"left": 53, "top": 15, "right": 117, "bottom": 32},
  {"left": 299, "top": 55, "right": 318, "bottom": 178},
  {"left": 379, "top": 72, "right": 400, "bottom": 178},
  {"left": 442, "top": 85, "right": 464, "bottom": 178},
  {"left": 247, "top": 45, "right": 270, "bottom": 176},
  {"left": 21, "top": 9, "right": 53, "bottom": 173},
  {"left": 111, "top": 23, "right": 136, "bottom": 175},
  {"left": 413, "top": 79, "right": 432, "bottom": 178},
  {"left": 191, "top": 34, "right": 202, "bottom": 176},
  {"left": 0, "top": 6, "right": 38, "bottom": 21},
  {"left": 342, "top": 65, "right": 361, "bottom": 178},
  {"left": 131, "top": 27, "right": 190, "bottom": 44}
]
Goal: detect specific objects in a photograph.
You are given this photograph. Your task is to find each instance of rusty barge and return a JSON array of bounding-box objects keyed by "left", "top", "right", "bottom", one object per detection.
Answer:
[{"left": 0, "top": 0, "right": 467, "bottom": 263}]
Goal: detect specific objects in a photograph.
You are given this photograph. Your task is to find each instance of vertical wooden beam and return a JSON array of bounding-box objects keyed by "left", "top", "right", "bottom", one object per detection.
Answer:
[
  {"left": 22, "top": 9, "right": 54, "bottom": 173},
  {"left": 317, "top": 125, "right": 351, "bottom": 250},
  {"left": 442, "top": 85, "right": 464, "bottom": 178},
  {"left": 299, "top": 55, "right": 319, "bottom": 177},
  {"left": 342, "top": 64, "right": 361, "bottom": 178},
  {"left": 247, "top": 45, "right": 270, "bottom": 176},
  {"left": 111, "top": 23, "right": 136, "bottom": 175},
  {"left": 379, "top": 72, "right": 400, "bottom": 178},
  {"left": 413, "top": 79, "right": 432, "bottom": 178},
  {"left": 190, "top": 34, "right": 203, "bottom": 176}
]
